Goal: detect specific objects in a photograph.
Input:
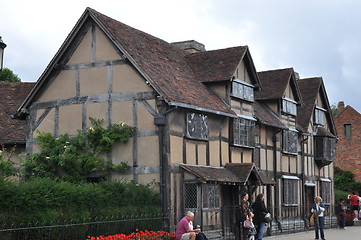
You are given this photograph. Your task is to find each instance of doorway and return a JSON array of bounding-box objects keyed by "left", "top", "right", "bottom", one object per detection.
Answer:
[{"left": 305, "top": 185, "right": 315, "bottom": 217}]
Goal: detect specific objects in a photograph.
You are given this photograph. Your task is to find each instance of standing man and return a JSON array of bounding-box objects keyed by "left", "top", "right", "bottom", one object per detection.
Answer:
[
  {"left": 347, "top": 192, "right": 359, "bottom": 221},
  {"left": 176, "top": 211, "right": 201, "bottom": 240},
  {"left": 338, "top": 198, "right": 347, "bottom": 229}
]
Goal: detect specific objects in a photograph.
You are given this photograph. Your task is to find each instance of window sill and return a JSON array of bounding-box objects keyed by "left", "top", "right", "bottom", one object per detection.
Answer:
[
  {"left": 184, "top": 136, "right": 209, "bottom": 142},
  {"left": 283, "top": 204, "right": 298, "bottom": 207},
  {"left": 232, "top": 144, "right": 255, "bottom": 149},
  {"left": 282, "top": 151, "right": 298, "bottom": 156}
]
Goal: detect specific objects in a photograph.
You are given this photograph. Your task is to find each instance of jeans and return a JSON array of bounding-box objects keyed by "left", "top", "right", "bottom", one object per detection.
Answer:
[
  {"left": 315, "top": 216, "right": 325, "bottom": 239},
  {"left": 339, "top": 213, "right": 346, "bottom": 228},
  {"left": 256, "top": 222, "right": 266, "bottom": 239}
]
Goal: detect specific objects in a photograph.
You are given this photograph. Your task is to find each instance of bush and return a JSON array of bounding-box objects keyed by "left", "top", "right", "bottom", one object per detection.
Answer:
[
  {"left": 0, "top": 178, "right": 161, "bottom": 226},
  {"left": 334, "top": 166, "right": 361, "bottom": 192},
  {"left": 21, "top": 118, "right": 135, "bottom": 183}
]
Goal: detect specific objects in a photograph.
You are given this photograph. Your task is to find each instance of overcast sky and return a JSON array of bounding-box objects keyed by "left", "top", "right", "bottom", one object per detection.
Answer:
[{"left": 1, "top": 0, "right": 360, "bottom": 111}]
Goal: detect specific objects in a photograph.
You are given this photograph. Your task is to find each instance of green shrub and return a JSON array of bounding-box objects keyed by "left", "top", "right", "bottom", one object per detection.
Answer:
[
  {"left": 21, "top": 118, "right": 135, "bottom": 183},
  {"left": 0, "top": 178, "right": 160, "bottom": 227}
]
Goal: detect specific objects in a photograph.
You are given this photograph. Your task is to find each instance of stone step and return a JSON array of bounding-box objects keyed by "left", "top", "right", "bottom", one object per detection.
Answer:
[{"left": 353, "top": 220, "right": 361, "bottom": 226}]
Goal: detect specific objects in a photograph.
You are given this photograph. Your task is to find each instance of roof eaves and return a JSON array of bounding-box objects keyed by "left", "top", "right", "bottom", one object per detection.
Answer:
[
  {"left": 243, "top": 47, "right": 262, "bottom": 90},
  {"left": 168, "top": 101, "right": 237, "bottom": 118}
]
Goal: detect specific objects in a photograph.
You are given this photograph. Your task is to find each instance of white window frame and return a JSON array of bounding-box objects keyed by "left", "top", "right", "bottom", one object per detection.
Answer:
[
  {"left": 282, "top": 98, "right": 297, "bottom": 116},
  {"left": 231, "top": 79, "right": 254, "bottom": 102}
]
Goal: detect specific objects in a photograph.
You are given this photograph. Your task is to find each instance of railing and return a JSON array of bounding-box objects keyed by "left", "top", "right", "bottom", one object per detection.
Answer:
[
  {"left": 0, "top": 214, "right": 165, "bottom": 240},
  {"left": 0, "top": 205, "right": 341, "bottom": 240},
  {"left": 203, "top": 205, "right": 338, "bottom": 239}
]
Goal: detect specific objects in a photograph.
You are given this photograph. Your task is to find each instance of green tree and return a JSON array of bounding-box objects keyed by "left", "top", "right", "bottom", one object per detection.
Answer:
[
  {"left": 330, "top": 103, "right": 343, "bottom": 118},
  {"left": 0, "top": 68, "right": 21, "bottom": 82},
  {"left": 0, "top": 147, "right": 17, "bottom": 180}
]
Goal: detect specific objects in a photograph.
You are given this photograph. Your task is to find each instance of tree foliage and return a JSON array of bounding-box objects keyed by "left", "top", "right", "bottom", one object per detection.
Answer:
[
  {"left": 330, "top": 103, "right": 343, "bottom": 118},
  {"left": 334, "top": 166, "right": 361, "bottom": 192},
  {"left": 0, "top": 146, "right": 17, "bottom": 180},
  {"left": 0, "top": 68, "right": 21, "bottom": 82}
]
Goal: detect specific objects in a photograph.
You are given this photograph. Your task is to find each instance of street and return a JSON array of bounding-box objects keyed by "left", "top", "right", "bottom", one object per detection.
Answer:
[{"left": 265, "top": 226, "right": 361, "bottom": 240}]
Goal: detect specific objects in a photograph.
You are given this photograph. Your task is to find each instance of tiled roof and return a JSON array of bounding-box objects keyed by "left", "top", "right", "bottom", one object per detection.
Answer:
[
  {"left": 297, "top": 77, "right": 321, "bottom": 130},
  {"left": 180, "top": 164, "right": 242, "bottom": 184},
  {"left": 186, "top": 46, "right": 248, "bottom": 83},
  {"left": 297, "top": 77, "right": 337, "bottom": 136},
  {"left": 180, "top": 163, "right": 275, "bottom": 185},
  {"left": 89, "top": 8, "right": 237, "bottom": 117},
  {"left": 315, "top": 126, "right": 336, "bottom": 138},
  {"left": 255, "top": 68, "right": 294, "bottom": 100},
  {"left": 0, "top": 82, "right": 35, "bottom": 144},
  {"left": 224, "top": 163, "right": 275, "bottom": 185},
  {"left": 254, "top": 101, "right": 286, "bottom": 129}
]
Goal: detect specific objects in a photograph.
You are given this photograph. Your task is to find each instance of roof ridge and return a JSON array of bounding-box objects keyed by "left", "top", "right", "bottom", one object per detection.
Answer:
[{"left": 258, "top": 67, "right": 294, "bottom": 74}]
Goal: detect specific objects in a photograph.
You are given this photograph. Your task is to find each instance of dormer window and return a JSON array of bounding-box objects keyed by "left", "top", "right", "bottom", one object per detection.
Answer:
[
  {"left": 314, "top": 107, "right": 326, "bottom": 126},
  {"left": 231, "top": 79, "right": 254, "bottom": 102},
  {"left": 282, "top": 98, "right": 297, "bottom": 116}
]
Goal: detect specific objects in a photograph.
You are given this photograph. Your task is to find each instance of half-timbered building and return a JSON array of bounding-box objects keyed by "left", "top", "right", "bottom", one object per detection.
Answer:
[{"left": 14, "top": 8, "right": 337, "bottom": 237}]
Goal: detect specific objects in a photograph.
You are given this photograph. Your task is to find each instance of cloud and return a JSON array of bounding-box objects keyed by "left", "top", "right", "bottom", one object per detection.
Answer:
[{"left": 1, "top": 0, "right": 361, "bottom": 111}]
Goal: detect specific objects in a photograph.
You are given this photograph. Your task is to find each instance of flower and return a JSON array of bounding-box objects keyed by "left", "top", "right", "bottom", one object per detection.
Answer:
[{"left": 86, "top": 230, "right": 176, "bottom": 240}]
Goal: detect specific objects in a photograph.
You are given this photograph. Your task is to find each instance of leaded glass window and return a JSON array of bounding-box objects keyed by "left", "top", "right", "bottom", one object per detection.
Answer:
[
  {"left": 186, "top": 112, "right": 208, "bottom": 140},
  {"left": 282, "top": 98, "right": 297, "bottom": 116},
  {"left": 314, "top": 107, "right": 326, "bottom": 126},
  {"left": 233, "top": 118, "right": 255, "bottom": 147},
  {"left": 232, "top": 81, "right": 254, "bottom": 102},
  {"left": 320, "top": 179, "right": 331, "bottom": 205},
  {"left": 282, "top": 129, "right": 298, "bottom": 154},
  {"left": 283, "top": 176, "right": 299, "bottom": 206},
  {"left": 202, "top": 184, "right": 220, "bottom": 208},
  {"left": 185, "top": 183, "right": 197, "bottom": 208}
]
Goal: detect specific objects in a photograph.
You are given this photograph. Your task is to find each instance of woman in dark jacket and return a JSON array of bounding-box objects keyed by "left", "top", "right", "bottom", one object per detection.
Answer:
[
  {"left": 251, "top": 193, "right": 269, "bottom": 240},
  {"left": 240, "top": 192, "right": 253, "bottom": 240}
]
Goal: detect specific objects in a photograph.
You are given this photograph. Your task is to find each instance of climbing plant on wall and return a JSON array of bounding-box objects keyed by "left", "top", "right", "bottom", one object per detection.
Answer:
[{"left": 22, "top": 118, "right": 136, "bottom": 183}]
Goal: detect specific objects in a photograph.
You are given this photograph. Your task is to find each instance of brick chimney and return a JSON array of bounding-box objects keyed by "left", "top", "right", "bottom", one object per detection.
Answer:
[
  {"left": 338, "top": 101, "right": 345, "bottom": 109},
  {"left": 171, "top": 40, "right": 206, "bottom": 53}
]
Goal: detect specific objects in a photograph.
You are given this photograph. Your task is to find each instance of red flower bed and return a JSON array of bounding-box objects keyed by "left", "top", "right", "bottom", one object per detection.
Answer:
[{"left": 86, "top": 229, "right": 176, "bottom": 240}]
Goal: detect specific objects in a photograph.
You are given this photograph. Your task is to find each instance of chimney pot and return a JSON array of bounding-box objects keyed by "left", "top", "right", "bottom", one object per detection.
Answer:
[{"left": 337, "top": 101, "right": 345, "bottom": 109}]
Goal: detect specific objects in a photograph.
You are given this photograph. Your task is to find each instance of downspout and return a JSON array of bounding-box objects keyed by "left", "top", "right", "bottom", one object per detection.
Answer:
[
  {"left": 154, "top": 106, "right": 177, "bottom": 232},
  {"left": 272, "top": 129, "right": 281, "bottom": 228},
  {"left": 301, "top": 134, "right": 310, "bottom": 226}
]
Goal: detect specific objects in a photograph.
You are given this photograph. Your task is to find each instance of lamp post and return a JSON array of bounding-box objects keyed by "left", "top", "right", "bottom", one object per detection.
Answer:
[{"left": 0, "top": 36, "right": 7, "bottom": 71}]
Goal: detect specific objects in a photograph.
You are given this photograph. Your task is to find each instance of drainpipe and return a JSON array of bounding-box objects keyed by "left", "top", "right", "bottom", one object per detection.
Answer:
[
  {"left": 272, "top": 129, "right": 281, "bottom": 228},
  {"left": 301, "top": 134, "right": 309, "bottom": 226}
]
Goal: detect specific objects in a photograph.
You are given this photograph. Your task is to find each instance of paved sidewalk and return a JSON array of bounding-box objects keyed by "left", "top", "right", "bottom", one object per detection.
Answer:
[{"left": 264, "top": 226, "right": 361, "bottom": 240}]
